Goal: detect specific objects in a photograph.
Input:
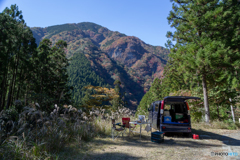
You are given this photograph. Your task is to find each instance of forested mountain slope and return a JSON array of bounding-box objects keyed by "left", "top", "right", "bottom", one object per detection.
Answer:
[{"left": 31, "top": 22, "right": 169, "bottom": 109}]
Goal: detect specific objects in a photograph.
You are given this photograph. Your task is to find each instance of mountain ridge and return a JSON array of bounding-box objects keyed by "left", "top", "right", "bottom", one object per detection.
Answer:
[{"left": 31, "top": 22, "right": 169, "bottom": 109}]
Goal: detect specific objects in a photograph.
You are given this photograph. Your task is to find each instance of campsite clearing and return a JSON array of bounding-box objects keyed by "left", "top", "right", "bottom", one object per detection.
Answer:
[{"left": 58, "top": 128, "right": 240, "bottom": 160}]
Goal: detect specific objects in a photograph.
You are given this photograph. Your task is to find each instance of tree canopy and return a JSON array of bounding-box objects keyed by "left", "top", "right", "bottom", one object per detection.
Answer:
[
  {"left": 0, "top": 4, "right": 72, "bottom": 112},
  {"left": 165, "top": 0, "right": 240, "bottom": 123}
]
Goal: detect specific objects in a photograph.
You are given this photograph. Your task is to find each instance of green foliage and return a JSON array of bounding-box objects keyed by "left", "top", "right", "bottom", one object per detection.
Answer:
[
  {"left": 67, "top": 52, "right": 107, "bottom": 106},
  {"left": 102, "top": 39, "right": 115, "bottom": 47},
  {"left": 136, "top": 78, "right": 166, "bottom": 116},
  {"left": 191, "top": 111, "right": 203, "bottom": 123},
  {"left": 111, "top": 80, "right": 126, "bottom": 111},
  {"left": 223, "top": 119, "right": 239, "bottom": 130},
  {"left": 1, "top": 106, "right": 18, "bottom": 122},
  {"left": 0, "top": 4, "right": 37, "bottom": 110},
  {"left": 165, "top": 0, "right": 240, "bottom": 123},
  {"left": 76, "top": 22, "right": 102, "bottom": 33},
  {"left": 0, "top": 4, "right": 72, "bottom": 112},
  {"left": 44, "top": 22, "right": 102, "bottom": 41},
  {"left": 136, "top": 91, "right": 151, "bottom": 116},
  {"left": 29, "top": 38, "right": 72, "bottom": 111}
]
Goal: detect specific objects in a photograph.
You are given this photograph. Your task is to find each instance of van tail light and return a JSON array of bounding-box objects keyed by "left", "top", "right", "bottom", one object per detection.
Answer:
[
  {"left": 188, "top": 127, "right": 191, "bottom": 130},
  {"left": 160, "top": 100, "right": 164, "bottom": 114},
  {"left": 162, "top": 127, "right": 166, "bottom": 129},
  {"left": 186, "top": 102, "right": 190, "bottom": 115}
]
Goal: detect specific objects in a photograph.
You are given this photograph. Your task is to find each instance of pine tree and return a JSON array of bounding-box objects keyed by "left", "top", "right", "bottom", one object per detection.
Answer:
[
  {"left": 166, "top": 0, "right": 240, "bottom": 123},
  {"left": 0, "top": 4, "right": 37, "bottom": 110},
  {"left": 111, "top": 80, "right": 122, "bottom": 111}
]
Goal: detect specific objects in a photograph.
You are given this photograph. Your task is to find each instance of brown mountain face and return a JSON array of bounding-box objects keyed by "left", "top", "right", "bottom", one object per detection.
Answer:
[
  {"left": 100, "top": 36, "right": 168, "bottom": 89},
  {"left": 31, "top": 22, "right": 169, "bottom": 109}
]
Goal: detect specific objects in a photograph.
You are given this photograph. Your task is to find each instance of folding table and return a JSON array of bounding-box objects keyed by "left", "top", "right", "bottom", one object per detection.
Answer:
[{"left": 129, "top": 121, "right": 152, "bottom": 139}]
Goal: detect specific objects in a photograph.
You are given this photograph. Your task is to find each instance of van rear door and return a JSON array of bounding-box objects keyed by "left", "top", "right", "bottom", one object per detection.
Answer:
[
  {"left": 164, "top": 96, "right": 200, "bottom": 102},
  {"left": 163, "top": 96, "right": 200, "bottom": 124},
  {"left": 152, "top": 101, "right": 161, "bottom": 130},
  {"left": 148, "top": 103, "right": 153, "bottom": 124},
  {"left": 160, "top": 96, "right": 200, "bottom": 133}
]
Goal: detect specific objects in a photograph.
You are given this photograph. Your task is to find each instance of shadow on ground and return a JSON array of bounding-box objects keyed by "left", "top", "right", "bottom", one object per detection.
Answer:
[
  {"left": 59, "top": 150, "right": 140, "bottom": 160},
  {"left": 58, "top": 129, "right": 240, "bottom": 159},
  {"left": 58, "top": 141, "right": 141, "bottom": 160},
  {"left": 92, "top": 128, "right": 240, "bottom": 148},
  {"left": 90, "top": 132, "right": 222, "bottom": 149},
  {"left": 191, "top": 129, "right": 240, "bottom": 146},
  {"left": 83, "top": 152, "right": 140, "bottom": 160}
]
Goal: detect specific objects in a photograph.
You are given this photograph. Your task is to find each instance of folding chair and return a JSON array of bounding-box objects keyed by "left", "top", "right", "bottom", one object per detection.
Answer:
[
  {"left": 111, "top": 119, "right": 126, "bottom": 140},
  {"left": 122, "top": 117, "right": 136, "bottom": 136}
]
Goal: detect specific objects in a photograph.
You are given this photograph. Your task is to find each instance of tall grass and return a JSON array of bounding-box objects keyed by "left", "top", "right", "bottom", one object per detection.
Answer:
[{"left": 0, "top": 103, "right": 135, "bottom": 159}]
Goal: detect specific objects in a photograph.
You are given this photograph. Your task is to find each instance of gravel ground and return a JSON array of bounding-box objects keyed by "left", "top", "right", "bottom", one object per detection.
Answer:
[{"left": 59, "top": 128, "right": 240, "bottom": 160}]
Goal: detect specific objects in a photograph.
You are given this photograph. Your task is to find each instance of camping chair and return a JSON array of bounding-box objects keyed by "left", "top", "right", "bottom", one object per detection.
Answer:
[
  {"left": 122, "top": 117, "right": 136, "bottom": 136},
  {"left": 111, "top": 119, "right": 126, "bottom": 140}
]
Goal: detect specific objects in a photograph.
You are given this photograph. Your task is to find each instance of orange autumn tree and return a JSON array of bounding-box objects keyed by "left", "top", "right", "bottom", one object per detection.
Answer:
[{"left": 81, "top": 85, "right": 119, "bottom": 110}]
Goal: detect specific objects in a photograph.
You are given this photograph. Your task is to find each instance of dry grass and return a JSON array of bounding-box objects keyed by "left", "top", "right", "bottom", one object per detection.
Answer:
[
  {"left": 1, "top": 103, "right": 239, "bottom": 160},
  {"left": 0, "top": 104, "right": 136, "bottom": 159},
  {"left": 192, "top": 120, "right": 240, "bottom": 131}
]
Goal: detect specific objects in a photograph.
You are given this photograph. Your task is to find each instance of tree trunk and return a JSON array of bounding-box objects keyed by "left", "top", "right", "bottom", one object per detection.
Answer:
[
  {"left": 16, "top": 84, "right": 21, "bottom": 101},
  {"left": 6, "top": 52, "right": 20, "bottom": 109},
  {"left": 58, "top": 90, "right": 63, "bottom": 104},
  {"left": 6, "top": 75, "right": 14, "bottom": 109},
  {"left": 217, "top": 105, "right": 220, "bottom": 121},
  {"left": 16, "top": 63, "right": 24, "bottom": 100},
  {"left": 202, "top": 73, "right": 210, "bottom": 123},
  {"left": 10, "top": 45, "right": 22, "bottom": 107},
  {"left": 0, "top": 77, "right": 6, "bottom": 111},
  {"left": 25, "top": 80, "right": 29, "bottom": 106},
  {"left": 25, "top": 93, "right": 27, "bottom": 106},
  {"left": 229, "top": 98, "right": 235, "bottom": 123},
  {"left": 1, "top": 74, "right": 8, "bottom": 109},
  {"left": 0, "top": 62, "right": 9, "bottom": 110}
]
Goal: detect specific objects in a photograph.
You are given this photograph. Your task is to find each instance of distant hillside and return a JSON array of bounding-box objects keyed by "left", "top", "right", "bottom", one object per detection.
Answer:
[{"left": 31, "top": 22, "right": 169, "bottom": 109}]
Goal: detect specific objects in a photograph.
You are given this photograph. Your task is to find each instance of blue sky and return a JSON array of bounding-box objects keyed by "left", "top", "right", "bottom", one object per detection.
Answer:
[{"left": 0, "top": 0, "right": 176, "bottom": 47}]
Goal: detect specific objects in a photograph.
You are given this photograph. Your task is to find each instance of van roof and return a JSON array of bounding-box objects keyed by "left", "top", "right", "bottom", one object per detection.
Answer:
[{"left": 164, "top": 96, "right": 200, "bottom": 102}]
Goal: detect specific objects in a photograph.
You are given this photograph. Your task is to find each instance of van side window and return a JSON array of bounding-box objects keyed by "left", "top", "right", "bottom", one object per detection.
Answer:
[{"left": 155, "top": 103, "right": 159, "bottom": 112}]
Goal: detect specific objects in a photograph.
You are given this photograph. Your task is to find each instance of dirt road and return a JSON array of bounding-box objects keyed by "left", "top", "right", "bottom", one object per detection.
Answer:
[{"left": 60, "top": 128, "right": 240, "bottom": 160}]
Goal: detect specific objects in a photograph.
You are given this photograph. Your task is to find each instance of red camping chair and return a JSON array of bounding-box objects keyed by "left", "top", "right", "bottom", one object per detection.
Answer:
[{"left": 122, "top": 117, "right": 136, "bottom": 136}]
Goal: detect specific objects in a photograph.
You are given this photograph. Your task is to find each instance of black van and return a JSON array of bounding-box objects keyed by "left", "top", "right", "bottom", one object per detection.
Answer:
[{"left": 148, "top": 96, "right": 200, "bottom": 136}]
